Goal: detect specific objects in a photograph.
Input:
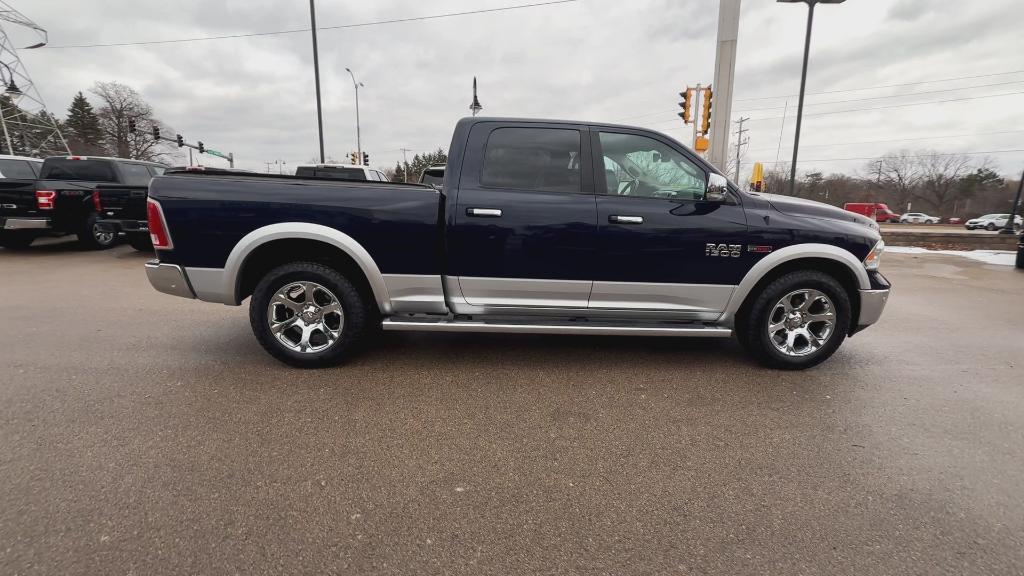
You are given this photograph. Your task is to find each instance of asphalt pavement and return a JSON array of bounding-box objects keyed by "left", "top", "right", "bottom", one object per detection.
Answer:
[{"left": 1, "top": 238, "right": 1022, "bottom": 575}]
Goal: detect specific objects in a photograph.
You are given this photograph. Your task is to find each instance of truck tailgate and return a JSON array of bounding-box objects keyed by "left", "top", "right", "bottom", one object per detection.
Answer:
[
  {"left": 96, "top": 184, "right": 148, "bottom": 220},
  {"left": 0, "top": 179, "right": 40, "bottom": 215}
]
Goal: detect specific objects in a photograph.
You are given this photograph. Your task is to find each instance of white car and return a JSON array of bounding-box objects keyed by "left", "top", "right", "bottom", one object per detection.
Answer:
[
  {"left": 0, "top": 154, "right": 42, "bottom": 179},
  {"left": 899, "top": 212, "right": 940, "bottom": 224},
  {"left": 965, "top": 214, "right": 1022, "bottom": 231}
]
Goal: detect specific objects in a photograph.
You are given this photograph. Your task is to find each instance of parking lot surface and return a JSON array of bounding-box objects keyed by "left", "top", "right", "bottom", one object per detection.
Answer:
[{"left": 1, "top": 239, "right": 1022, "bottom": 575}]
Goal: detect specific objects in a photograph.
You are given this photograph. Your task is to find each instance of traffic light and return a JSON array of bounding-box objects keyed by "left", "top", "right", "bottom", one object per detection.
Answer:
[
  {"left": 128, "top": 119, "right": 137, "bottom": 133},
  {"left": 349, "top": 152, "right": 358, "bottom": 165},
  {"left": 700, "top": 86, "right": 713, "bottom": 135},
  {"left": 197, "top": 141, "right": 205, "bottom": 154},
  {"left": 176, "top": 134, "right": 184, "bottom": 147},
  {"left": 362, "top": 152, "right": 369, "bottom": 166},
  {"left": 152, "top": 126, "right": 160, "bottom": 140},
  {"left": 678, "top": 88, "right": 693, "bottom": 124}
]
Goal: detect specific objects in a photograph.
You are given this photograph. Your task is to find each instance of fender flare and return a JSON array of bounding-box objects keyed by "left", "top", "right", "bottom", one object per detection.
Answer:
[
  {"left": 223, "top": 222, "right": 392, "bottom": 312},
  {"left": 718, "top": 243, "right": 869, "bottom": 326}
]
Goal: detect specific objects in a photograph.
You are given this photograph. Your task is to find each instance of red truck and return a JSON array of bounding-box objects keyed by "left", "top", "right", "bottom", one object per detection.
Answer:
[{"left": 844, "top": 202, "right": 899, "bottom": 223}]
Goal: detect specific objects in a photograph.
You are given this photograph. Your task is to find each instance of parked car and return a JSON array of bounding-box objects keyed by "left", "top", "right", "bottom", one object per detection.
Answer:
[
  {"left": 0, "top": 155, "right": 165, "bottom": 250},
  {"left": 965, "top": 214, "right": 1023, "bottom": 231},
  {"left": 947, "top": 217, "right": 963, "bottom": 225},
  {"left": 144, "top": 117, "right": 889, "bottom": 370},
  {"left": 899, "top": 212, "right": 940, "bottom": 224},
  {"left": 419, "top": 165, "right": 445, "bottom": 188},
  {"left": 95, "top": 166, "right": 254, "bottom": 252},
  {"left": 0, "top": 154, "right": 42, "bottom": 179},
  {"left": 294, "top": 164, "right": 390, "bottom": 182},
  {"left": 844, "top": 202, "right": 900, "bottom": 223}
]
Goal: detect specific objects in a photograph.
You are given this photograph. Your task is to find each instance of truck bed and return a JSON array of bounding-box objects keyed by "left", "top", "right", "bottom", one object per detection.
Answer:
[{"left": 150, "top": 172, "right": 444, "bottom": 274}]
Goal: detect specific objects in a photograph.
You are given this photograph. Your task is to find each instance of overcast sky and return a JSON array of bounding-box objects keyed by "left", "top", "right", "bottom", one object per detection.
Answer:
[{"left": 13, "top": 0, "right": 1024, "bottom": 180}]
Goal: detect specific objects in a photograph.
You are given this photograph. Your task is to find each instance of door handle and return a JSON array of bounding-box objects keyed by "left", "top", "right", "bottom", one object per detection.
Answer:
[
  {"left": 467, "top": 208, "right": 502, "bottom": 217},
  {"left": 609, "top": 215, "right": 643, "bottom": 224}
]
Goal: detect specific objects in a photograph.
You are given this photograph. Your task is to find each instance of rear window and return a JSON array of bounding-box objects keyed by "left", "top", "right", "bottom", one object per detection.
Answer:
[
  {"left": 40, "top": 159, "right": 116, "bottom": 182},
  {"left": 421, "top": 169, "right": 444, "bottom": 186},
  {"left": 0, "top": 159, "right": 39, "bottom": 179},
  {"left": 481, "top": 127, "right": 581, "bottom": 194},
  {"left": 120, "top": 163, "right": 155, "bottom": 186},
  {"left": 295, "top": 166, "right": 367, "bottom": 180}
]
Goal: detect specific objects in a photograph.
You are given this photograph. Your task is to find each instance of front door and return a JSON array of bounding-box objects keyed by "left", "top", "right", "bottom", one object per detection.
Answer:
[
  {"left": 590, "top": 129, "right": 748, "bottom": 316},
  {"left": 448, "top": 123, "right": 597, "bottom": 308}
]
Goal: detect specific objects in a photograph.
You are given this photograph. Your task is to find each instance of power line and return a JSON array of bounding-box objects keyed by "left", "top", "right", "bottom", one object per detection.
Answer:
[
  {"left": 744, "top": 90, "right": 1024, "bottom": 123},
  {"left": 746, "top": 129, "right": 1024, "bottom": 154},
  {"left": 734, "top": 69, "right": 1024, "bottom": 102},
  {"left": 760, "top": 148, "right": 1024, "bottom": 165},
  {"left": 42, "top": 0, "right": 579, "bottom": 49}
]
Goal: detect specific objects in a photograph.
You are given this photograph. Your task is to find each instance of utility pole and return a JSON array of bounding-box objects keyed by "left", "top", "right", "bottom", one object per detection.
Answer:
[
  {"left": 264, "top": 161, "right": 272, "bottom": 174},
  {"left": 998, "top": 168, "right": 1024, "bottom": 235},
  {"left": 733, "top": 116, "right": 749, "bottom": 182},
  {"left": 708, "top": 0, "right": 742, "bottom": 170},
  {"left": 400, "top": 148, "right": 412, "bottom": 183},
  {"left": 309, "top": 0, "right": 325, "bottom": 164}
]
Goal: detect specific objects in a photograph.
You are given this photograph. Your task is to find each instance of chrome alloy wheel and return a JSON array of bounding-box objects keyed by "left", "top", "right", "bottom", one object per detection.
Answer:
[
  {"left": 93, "top": 223, "right": 116, "bottom": 246},
  {"left": 767, "top": 288, "right": 836, "bottom": 357},
  {"left": 267, "top": 281, "right": 344, "bottom": 353}
]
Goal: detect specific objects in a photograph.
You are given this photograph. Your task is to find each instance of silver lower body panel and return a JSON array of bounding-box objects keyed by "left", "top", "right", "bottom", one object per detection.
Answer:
[
  {"left": 3, "top": 217, "right": 50, "bottom": 230},
  {"left": 858, "top": 288, "right": 889, "bottom": 326},
  {"left": 145, "top": 260, "right": 195, "bottom": 299},
  {"left": 382, "top": 318, "right": 732, "bottom": 337}
]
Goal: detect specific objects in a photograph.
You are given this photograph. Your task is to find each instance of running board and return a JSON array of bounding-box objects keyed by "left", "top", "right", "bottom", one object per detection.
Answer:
[{"left": 381, "top": 318, "right": 732, "bottom": 337}]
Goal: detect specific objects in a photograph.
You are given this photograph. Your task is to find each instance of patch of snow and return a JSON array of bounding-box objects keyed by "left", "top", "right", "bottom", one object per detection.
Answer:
[{"left": 886, "top": 246, "right": 1017, "bottom": 266}]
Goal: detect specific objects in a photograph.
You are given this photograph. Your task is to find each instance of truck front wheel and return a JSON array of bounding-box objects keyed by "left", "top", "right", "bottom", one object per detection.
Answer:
[
  {"left": 738, "top": 271, "right": 852, "bottom": 370},
  {"left": 249, "top": 262, "right": 370, "bottom": 368}
]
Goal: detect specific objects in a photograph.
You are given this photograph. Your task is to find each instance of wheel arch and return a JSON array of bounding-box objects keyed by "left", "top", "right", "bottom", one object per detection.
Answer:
[
  {"left": 720, "top": 243, "right": 868, "bottom": 329},
  {"left": 226, "top": 223, "right": 391, "bottom": 313}
]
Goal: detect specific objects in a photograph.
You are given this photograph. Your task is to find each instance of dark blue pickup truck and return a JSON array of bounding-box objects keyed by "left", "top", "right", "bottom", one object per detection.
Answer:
[{"left": 145, "top": 117, "right": 889, "bottom": 369}]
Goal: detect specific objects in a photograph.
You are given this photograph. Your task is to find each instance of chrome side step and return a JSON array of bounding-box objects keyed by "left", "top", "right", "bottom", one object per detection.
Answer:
[{"left": 381, "top": 318, "right": 732, "bottom": 338}]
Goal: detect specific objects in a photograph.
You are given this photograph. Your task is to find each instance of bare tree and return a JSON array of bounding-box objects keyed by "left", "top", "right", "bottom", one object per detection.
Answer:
[
  {"left": 869, "top": 150, "right": 922, "bottom": 212},
  {"left": 913, "top": 152, "right": 977, "bottom": 217},
  {"left": 91, "top": 81, "right": 173, "bottom": 161}
]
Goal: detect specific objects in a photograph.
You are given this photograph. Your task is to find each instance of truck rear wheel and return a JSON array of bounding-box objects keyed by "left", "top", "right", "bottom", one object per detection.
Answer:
[
  {"left": 128, "top": 235, "right": 153, "bottom": 252},
  {"left": 738, "top": 270, "right": 851, "bottom": 370},
  {"left": 249, "top": 261, "right": 370, "bottom": 368},
  {"left": 78, "top": 213, "right": 118, "bottom": 249}
]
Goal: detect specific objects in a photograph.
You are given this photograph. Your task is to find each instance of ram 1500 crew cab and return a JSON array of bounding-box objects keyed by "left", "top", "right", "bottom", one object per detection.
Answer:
[{"left": 145, "top": 117, "right": 889, "bottom": 369}]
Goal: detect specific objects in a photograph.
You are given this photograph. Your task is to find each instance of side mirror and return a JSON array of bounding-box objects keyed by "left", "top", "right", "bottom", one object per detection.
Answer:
[{"left": 706, "top": 173, "right": 729, "bottom": 202}]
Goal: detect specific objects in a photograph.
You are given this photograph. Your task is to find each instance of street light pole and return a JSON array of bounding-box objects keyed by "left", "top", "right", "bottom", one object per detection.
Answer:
[
  {"left": 345, "top": 68, "right": 363, "bottom": 160},
  {"left": 778, "top": 0, "right": 845, "bottom": 196},
  {"left": 309, "top": 0, "right": 325, "bottom": 164}
]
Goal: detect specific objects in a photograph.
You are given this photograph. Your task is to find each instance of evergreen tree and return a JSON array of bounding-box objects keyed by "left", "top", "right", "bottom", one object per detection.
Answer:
[{"left": 65, "top": 91, "right": 104, "bottom": 154}]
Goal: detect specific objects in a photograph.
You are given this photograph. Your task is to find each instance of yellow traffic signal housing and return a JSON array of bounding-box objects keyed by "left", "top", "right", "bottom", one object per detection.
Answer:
[
  {"left": 700, "top": 86, "right": 713, "bottom": 135},
  {"left": 750, "top": 162, "right": 765, "bottom": 191},
  {"left": 678, "top": 89, "right": 693, "bottom": 124},
  {"left": 694, "top": 136, "right": 710, "bottom": 152}
]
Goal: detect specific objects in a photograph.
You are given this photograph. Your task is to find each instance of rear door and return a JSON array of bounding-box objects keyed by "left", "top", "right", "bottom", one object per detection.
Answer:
[
  {"left": 590, "top": 129, "right": 747, "bottom": 317},
  {"left": 448, "top": 122, "right": 597, "bottom": 308}
]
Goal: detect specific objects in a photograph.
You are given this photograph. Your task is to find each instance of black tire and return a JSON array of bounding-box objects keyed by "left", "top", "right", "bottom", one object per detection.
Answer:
[
  {"left": 986, "top": 223, "right": 997, "bottom": 232},
  {"left": 128, "top": 235, "right": 153, "bottom": 252},
  {"left": 0, "top": 232, "right": 35, "bottom": 250},
  {"left": 78, "top": 213, "right": 118, "bottom": 249},
  {"left": 249, "top": 261, "right": 371, "bottom": 368},
  {"left": 738, "top": 270, "right": 852, "bottom": 370},
  {"left": 1016, "top": 245, "right": 1024, "bottom": 270}
]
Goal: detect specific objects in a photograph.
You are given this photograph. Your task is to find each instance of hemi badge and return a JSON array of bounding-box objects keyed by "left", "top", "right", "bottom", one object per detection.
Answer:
[{"left": 748, "top": 245, "right": 773, "bottom": 253}]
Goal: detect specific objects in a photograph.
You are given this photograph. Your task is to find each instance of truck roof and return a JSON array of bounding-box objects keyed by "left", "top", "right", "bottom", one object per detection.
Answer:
[{"left": 41, "top": 155, "right": 167, "bottom": 167}]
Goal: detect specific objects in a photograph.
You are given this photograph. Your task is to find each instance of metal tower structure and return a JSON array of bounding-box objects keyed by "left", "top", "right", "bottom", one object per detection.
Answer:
[
  {"left": 469, "top": 77, "right": 482, "bottom": 117},
  {"left": 0, "top": 1, "right": 69, "bottom": 157}
]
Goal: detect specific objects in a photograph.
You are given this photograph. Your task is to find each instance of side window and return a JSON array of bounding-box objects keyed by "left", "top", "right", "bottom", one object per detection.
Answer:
[
  {"left": 481, "top": 127, "right": 581, "bottom": 193},
  {"left": 120, "top": 163, "right": 154, "bottom": 186},
  {"left": 376, "top": 170, "right": 389, "bottom": 182},
  {"left": 0, "top": 159, "right": 38, "bottom": 178},
  {"left": 599, "top": 132, "right": 706, "bottom": 200}
]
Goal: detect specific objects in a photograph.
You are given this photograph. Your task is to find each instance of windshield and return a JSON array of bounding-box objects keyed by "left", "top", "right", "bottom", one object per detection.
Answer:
[{"left": 40, "top": 159, "right": 116, "bottom": 182}]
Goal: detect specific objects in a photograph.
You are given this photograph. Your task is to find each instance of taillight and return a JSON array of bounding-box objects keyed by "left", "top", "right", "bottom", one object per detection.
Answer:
[
  {"left": 92, "top": 189, "right": 102, "bottom": 211},
  {"left": 36, "top": 190, "right": 56, "bottom": 210},
  {"left": 147, "top": 198, "right": 173, "bottom": 250}
]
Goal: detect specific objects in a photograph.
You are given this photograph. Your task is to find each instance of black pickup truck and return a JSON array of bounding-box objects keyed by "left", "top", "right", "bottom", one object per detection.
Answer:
[
  {"left": 145, "top": 117, "right": 889, "bottom": 370},
  {"left": 0, "top": 156, "right": 165, "bottom": 250}
]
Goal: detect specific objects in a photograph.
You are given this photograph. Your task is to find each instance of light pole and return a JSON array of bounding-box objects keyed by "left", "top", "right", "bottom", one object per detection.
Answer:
[
  {"left": 778, "top": 0, "right": 845, "bottom": 196},
  {"left": 345, "top": 68, "right": 363, "bottom": 161},
  {"left": 308, "top": 0, "right": 325, "bottom": 164}
]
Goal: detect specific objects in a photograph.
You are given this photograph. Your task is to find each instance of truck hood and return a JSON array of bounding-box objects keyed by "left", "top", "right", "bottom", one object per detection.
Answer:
[{"left": 759, "top": 193, "right": 878, "bottom": 230}]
